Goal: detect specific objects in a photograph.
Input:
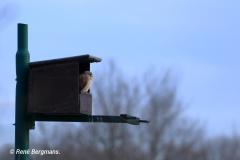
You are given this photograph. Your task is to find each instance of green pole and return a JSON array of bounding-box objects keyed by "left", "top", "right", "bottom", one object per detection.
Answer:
[{"left": 15, "top": 23, "right": 30, "bottom": 160}]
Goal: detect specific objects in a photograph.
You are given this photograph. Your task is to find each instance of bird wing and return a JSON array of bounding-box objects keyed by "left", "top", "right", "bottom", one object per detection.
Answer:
[
  {"left": 81, "top": 78, "right": 92, "bottom": 93},
  {"left": 79, "top": 74, "right": 88, "bottom": 91}
]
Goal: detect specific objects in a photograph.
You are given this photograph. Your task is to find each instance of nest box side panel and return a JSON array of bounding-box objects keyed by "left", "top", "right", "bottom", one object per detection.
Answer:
[
  {"left": 79, "top": 93, "right": 92, "bottom": 115},
  {"left": 28, "top": 62, "right": 79, "bottom": 114}
]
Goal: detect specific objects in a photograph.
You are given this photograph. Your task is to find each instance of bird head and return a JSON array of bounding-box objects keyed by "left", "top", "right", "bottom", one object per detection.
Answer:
[{"left": 84, "top": 71, "right": 93, "bottom": 77}]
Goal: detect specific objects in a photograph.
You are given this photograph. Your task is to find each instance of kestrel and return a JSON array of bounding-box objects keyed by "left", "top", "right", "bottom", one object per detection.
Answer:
[{"left": 79, "top": 71, "right": 93, "bottom": 93}]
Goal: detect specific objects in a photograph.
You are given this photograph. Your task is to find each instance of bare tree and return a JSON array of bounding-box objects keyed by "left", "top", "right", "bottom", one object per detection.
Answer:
[
  {"left": 2, "top": 61, "right": 240, "bottom": 160},
  {"left": 0, "top": 144, "right": 14, "bottom": 160},
  {"left": 30, "top": 62, "right": 205, "bottom": 160},
  {"left": 0, "top": 2, "right": 18, "bottom": 160},
  {"left": 206, "top": 134, "right": 240, "bottom": 160}
]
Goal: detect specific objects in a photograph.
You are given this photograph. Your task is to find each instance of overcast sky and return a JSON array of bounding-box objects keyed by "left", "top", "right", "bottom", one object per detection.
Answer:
[{"left": 1, "top": 0, "right": 240, "bottom": 145}]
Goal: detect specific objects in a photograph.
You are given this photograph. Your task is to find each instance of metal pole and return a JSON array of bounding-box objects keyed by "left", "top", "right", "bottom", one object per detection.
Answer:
[{"left": 15, "top": 23, "right": 30, "bottom": 160}]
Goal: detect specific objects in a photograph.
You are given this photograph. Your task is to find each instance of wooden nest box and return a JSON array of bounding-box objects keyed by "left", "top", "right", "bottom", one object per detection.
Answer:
[{"left": 27, "top": 54, "right": 101, "bottom": 116}]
